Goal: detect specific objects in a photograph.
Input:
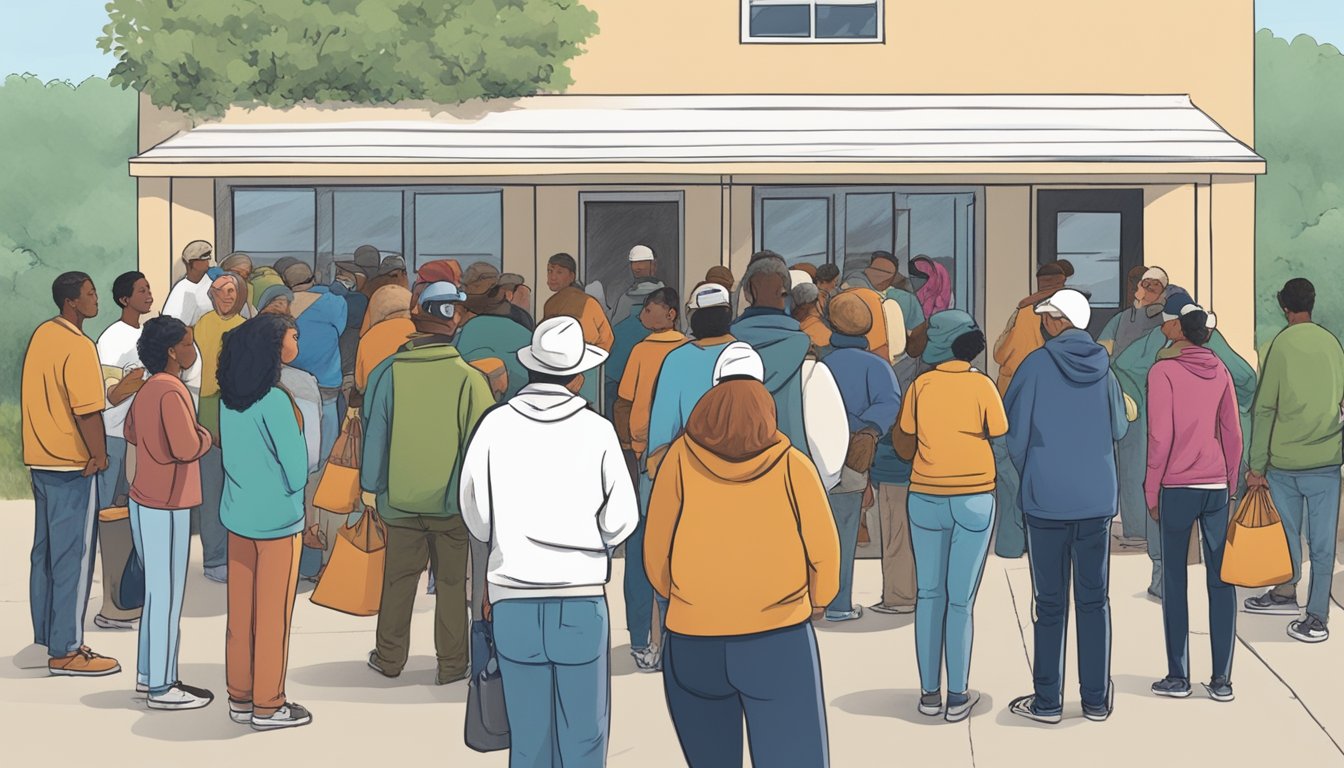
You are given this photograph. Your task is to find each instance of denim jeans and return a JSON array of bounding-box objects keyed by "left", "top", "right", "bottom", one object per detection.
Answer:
[
  {"left": 826, "top": 490, "right": 864, "bottom": 616},
  {"left": 624, "top": 469, "right": 657, "bottom": 650},
  {"left": 907, "top": 492, "right": 995, "bottom": 695},
  {"left": 1116, "top": 423, "right": 1149, "bottom": 540},
  {"left": 1268, "top": 466, "right": 1342, "bottom": 622},
  {"left": 129, "top": 502, "right": 191, "bottom": 694},
  {"left": 96, "top": 436, "right": 129, "bottom": 509},
  {"left": 991, "top": 438, "right": 1025, "bottom": 557},
  {"left": 1024, "top": 514, "right": 1112, "bottom": 713},
  {"left": 1158, "top": 488, "right": 1235, "bottom": 681},
  {"left": 30, "top": 470, "right": 98, "bottom": 657},
  {"left": 493, "top": 597, "right": 611, "bottom": 768},
  {"left": 196, "top": 444, "right": 229, "bottom": 571},
  {"left": 663, "top": 622, "right": 829, "bottom": 768}
]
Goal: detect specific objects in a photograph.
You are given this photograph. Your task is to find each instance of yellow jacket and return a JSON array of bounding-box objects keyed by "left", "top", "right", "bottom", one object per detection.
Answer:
[
  {"left": 618, "top": 330, "right": 687, "bottom": 458},
  {"left": 899, "top": 361, "right": 1008, "bottom": 496},
  {"left": 544, "top": 286, "right": 614, "bottom": 352},
  {"left": 993, "top": 305, "right": 1045, "bottom": 397}
]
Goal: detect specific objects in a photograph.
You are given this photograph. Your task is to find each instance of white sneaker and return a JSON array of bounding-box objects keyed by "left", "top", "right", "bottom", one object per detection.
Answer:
[
  {"left": 229, "top": 701, "right": 253, "bottom": 724},
  {"left": 147, "top": 683, "right": 214, "bottom": 711},
  {"left": 251, "top": 702, "right": 312, "bottom": 731},
  {"left": 94, "top": 614, "right": 139, "bottom": 630}
]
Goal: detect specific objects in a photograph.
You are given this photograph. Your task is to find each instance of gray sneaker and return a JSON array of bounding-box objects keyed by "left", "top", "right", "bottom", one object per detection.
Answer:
[
  {"left": 1204, "top": 677, "right": 1235, "bottom": 702},
  {"left": 1009, "top": 694, "right": 1061, "bottom": 725},
  {"left": 945, "top": 690, "right": 979, "bottom": 723},
  {"left": 918, "top": 690, "right": 942, "bottom": 717},
  {"left": 869, "top": 603, "right": 915, "bottom": 615},
  {"left": 251, "top": 702, "right": 312, "bottom": 731},
  {"left": 1151, "top": 676, "right": 1191, "bottom": 698},
  {"left": 1288, "top": 615, "right": 1329, "bottom": 643},
  {"left": 824, "top": 606, "right": 863, "bottom": 623},
  {"left": 94, "top": 614, "right": 139, "bottom": 630},
  {"left": 1244, "top": 591, "right": 1300, "bottom": 616}
]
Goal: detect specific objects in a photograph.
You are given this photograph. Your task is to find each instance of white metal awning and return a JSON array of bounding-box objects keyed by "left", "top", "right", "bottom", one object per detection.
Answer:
[{"left": 129, "top": 94, "right": 1265, "bottom": 177}]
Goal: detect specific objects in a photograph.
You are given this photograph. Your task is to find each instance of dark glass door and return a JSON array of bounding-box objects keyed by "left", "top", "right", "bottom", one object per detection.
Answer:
[{"left": 1036, "top": 189, "right": 1144, "bottom": 337}]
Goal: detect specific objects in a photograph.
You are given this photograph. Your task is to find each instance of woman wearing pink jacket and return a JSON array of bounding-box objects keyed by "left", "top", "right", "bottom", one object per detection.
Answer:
[{"left": 1144, "top": 293, "right": 1243, "bottom": 704}]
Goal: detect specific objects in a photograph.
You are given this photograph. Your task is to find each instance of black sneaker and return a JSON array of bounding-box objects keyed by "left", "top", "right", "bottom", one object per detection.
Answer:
[
  {"left": 251, "top": 702, "right": 312, "bottom": 731},
  {"left": 1083, "top": 682, "right": 1116, "bottom": 722},
  {"left": 1288, "top": 615, "right": 1329, "bottom": 643},
  {"left": 1244, "top": 592, "right": 1300, "bottom": 616},
  {"left": 1204, "top": 677, "right": 1235, "bottom": 702},
  {"left": 1151, "top": 676, "right": 1192, "bottom": 698},
  {"left": 147, "top": 683, "right": 214, "bottom": 711},
  {"left": 1009, "top": 694, "right": 1062, "bottom": 724}
]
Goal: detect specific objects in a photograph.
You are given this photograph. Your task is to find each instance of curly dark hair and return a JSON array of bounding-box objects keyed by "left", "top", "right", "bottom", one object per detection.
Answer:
[
  {"left": 690, "top": 306, "right": 732, "bottom": 339},
  {"left": 137, "top": 316, "right": 188, "bottom": 375},
  {"left": 218, "top": 314, "right": 295, "bottom": 412},
  {"left": 952, "top": 329, "right": 987, "bottom": 362}
]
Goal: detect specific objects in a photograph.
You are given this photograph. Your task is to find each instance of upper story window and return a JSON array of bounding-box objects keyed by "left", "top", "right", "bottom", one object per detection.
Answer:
[{"left": 742, "top": 1, "right": 883, "bottom": 44}]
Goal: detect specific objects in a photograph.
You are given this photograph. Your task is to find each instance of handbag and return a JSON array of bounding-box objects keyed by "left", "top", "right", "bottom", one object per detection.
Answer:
[
  {"left": 310, "top": 505, "right": 387, "bottom": 616},
  {"left": 314, "top": 411, "right": 363, "bottom": 514},
  {"left": 465, "top": 633, "right": 511, "bottom": 752},
  {"left": 1220, "top": 486, "right": 1294, "bottom": 588},
  {"left": 844, "top": 430, "right": 879, "bottom": 473}
]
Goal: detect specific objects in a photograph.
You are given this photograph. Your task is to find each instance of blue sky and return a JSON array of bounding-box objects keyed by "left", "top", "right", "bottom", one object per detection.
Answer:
[{"left": 0, "top": 0, "right": 1342, "bottom": 82}]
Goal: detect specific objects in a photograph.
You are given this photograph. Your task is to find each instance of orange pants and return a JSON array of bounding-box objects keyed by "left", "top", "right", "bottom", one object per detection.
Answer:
[{"left": 226, "top": 533, "right": 301, "bottom": 717}]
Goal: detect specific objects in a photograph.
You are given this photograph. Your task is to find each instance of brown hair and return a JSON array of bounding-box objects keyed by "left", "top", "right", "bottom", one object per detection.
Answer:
[{"left": 686, "top": 380, "right": 779, "bottom": 461}]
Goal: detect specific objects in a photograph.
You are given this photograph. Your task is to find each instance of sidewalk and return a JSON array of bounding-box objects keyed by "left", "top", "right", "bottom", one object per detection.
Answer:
[{"left": 3, "top": 498, "right": 1343, "bottom": 766}]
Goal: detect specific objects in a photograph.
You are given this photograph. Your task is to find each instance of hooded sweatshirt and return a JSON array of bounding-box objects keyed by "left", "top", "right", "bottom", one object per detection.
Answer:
[
  {"left": 460, "top": 383, "right": 638, "bottom": 602},
  {"left": 609, "top": 277, "right": 665, "bottom": 327},
  {"left": 645, "top": 335, "right": 736, "bottom": 474},
  {"left": 1005, "top": 329, "right": 1129, "bottom": 520},
  {"left": 1144, "top": 345, "right": 1243, "bottom": 509},
  {"left": 455, "top": 314, "right": 533, "bottom": 401},
  {"left": 732, "top": 308, "right": 813, "bottom": 456},
  {"left": 644, "top": 381, "right": 841, "bottom": 637},
  {"left": 823, "top": 335, "right": 903, "bottom": 435}
]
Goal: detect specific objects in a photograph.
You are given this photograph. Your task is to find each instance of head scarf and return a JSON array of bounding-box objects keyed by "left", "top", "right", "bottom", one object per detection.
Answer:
[
  {"left": 911, "top": 257, "right": 952, "bottom": 319},
  {"left": 922, "top": 310, "right": 980, "bottom": 366}
]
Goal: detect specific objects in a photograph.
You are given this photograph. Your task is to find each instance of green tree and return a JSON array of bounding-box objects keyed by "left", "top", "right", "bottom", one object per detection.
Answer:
[
  {"left": 98, "top": 0, "right": 600, "bottom": 116},
  {"left": 1255, "top": 30, "right": 1344, "bottom": 349}
]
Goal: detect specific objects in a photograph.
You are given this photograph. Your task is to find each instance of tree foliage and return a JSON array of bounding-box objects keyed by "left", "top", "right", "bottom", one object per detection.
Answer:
[
  {"left": 98, "top": 0, "right": 600, "bottom": 116},
  {"left": 1255, "top": 30, "right": 1344, "bottom": 348}
]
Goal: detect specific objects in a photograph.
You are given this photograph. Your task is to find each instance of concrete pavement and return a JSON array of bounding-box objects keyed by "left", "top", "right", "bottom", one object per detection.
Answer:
[{"left": 4, "top": 498, "right": 1344, "bottom": 766}]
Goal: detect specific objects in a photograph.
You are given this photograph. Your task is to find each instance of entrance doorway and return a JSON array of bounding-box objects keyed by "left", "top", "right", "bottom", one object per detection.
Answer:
[
  {"left": 1036, "top": 189, "right": 1144, "bottom": 337},
  {"left": 579, "top": 192, "right": 684, "bottom": 323}
]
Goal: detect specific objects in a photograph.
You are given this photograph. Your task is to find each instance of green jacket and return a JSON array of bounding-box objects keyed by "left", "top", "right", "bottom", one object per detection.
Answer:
[
  {"left": 361, "top": 339, "right": 494, "bottom": 523},
  {"left": 219, "top": 387, "right": 308, "bottom": 540},
  {"left": 455, "top": 315, "right": 533, "bottom": 401},
  {"left": 1249, "top": 323, "right": 1344, "bottom": 473}
]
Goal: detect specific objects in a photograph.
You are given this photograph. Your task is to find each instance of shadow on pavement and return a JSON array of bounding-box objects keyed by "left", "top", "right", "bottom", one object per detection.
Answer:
[
  {"left": 181, "top": 578, "right": 227, "bottom": 618},
  {"left": 6, "top": 643, "right": 50, "bottom": 676},
  {"left": 287, "top": 659, "right": 469, "bottom": 704},
  {"left": 813, "top": 612, "right": 914, "bottom": 635},
  {"left": 832, "top": 688, "right": 996, "bottom": 725}
]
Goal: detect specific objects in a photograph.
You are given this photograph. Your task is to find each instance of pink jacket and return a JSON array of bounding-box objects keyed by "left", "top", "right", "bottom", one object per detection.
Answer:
[{"left": 1144, "top": 345, "right": 1243, "bottom": 509}]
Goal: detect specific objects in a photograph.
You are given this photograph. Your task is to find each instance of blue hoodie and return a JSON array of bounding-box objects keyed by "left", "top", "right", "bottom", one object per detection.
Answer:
[
  {"left": 1004, "top": 328, "right": 1128, "bottom": 521},
  {"left": 731, "top": 308, "right": 813, "bottom": 456},
  {"left": 823, "top": 334, "right": 904, "bottom": 435}
]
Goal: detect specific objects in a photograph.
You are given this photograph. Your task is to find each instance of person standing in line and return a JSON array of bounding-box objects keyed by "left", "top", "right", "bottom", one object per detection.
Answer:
[
  {"left": 93, "top": 271, "right": 153, "bottom": 630},
  {"left": 609, "top": 244, "right": 666, "bottom": 325},
  {"left": 193, "top": 273, "right": 249, "bottom": 584},
  {"left": 217, "top": 313, "right": 313, "bottom": 730},
  {"left": 358, "top": 256, "right": 411, "bottom": 331},
  {"left": 989, "top": 259, "right": 1074, "bottom": 559},
  {"left": 819, "top": 294, "right": 903, "bottom": 623},
  {"left": 842, "top": 251, "right": 924, "bottom": 349},
  {"left": 23, "top": 272, "right": 121, "bottom": 677},
  {"left": 123, "top": 316, "right": 215, "bottom": 710},
  {"left": 894, "top": 310, "right": 1005, "bottom": 721},
  {"left": 614, "top": 288, "right": 686, "bottom": 672},
  {"left": 162, "top": 240, "right": 216, "bottom": 327},
  {"left": 868, "top": 408, "right": 917, "bottom": 617},
  {"left": 1144, "top": 300, "right": 1242, "bottom": 701},
  {"left": 645, "top": 345, "right": 840, "bottom": 768},
  {"left": 542, "top": 252, "right": 615, "bottom": 410},
  {"left": 353, "top": 285, "right": 416, "bottom": 399},
  {"left": 216, "top": 252, "right": 256, "bottom": 314},
  {"left": 606, "top": 247, "right": 666, "bottom": 416},
  {"left": 731, "top": 255, "right": 813, "bottom": 456},
  {"left": 1005, "top": 289, "right": 1127, "bottom": 725},
  {"left": 792, "top": 283, "right": 832, "bottom": 358},
  {"left": 455, "top": 263, "right": 535, "bottom": 401},
  {"left": 362, "top": 281, "right": 494, "bottom": 686},
  {"left": 1242, "top": 278, "right": 1344, "bottom": 643},
  {"left": 814, "top": 263, "right": 841, "bottom": 311},
  {"left": 459, "top": 316, "right": 636, "bottom": 768}
]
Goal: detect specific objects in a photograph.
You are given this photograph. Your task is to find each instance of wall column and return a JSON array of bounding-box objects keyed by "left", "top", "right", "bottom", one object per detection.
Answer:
[
  {"left": 984, "top": 186, "right": 1032, "bottom": 380},
  {"left": 169, "top": 178, "right": 216, "bottom": 285},
  {"left": 137, "top": 178, "right": 172, "bottom": 314},
  {"left": 1210, "top": 176, "right": 1257, "bottom": 365}
]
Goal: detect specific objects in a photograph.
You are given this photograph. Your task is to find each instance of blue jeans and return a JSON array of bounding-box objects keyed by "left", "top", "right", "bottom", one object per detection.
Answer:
[
  {"left": 196, "top": 444, "right": 228, "bottom": 570},
  {"left": 991, "top": 438, "right": 1025, "bottom": 557},
  {"left": 624, "top": 469, "right": 657, "bottom": 650},
  {"left": 96, "top": 436, "right": 129, "bottom": 509},
  {"left": 826, "top": 490, "right": 864, "bottom": 616},
  {"left": 1024, "top": 514, "right": 1112, "bottom": 713},
  {"left": 1116, "top": 423, "right": 1149, "bottom": 540},
  {"left": 908, "top": 492, "right": 995, "bottom": 695},
  {"left": 493, "top": 597, "right": 610, "bottom": 768},
  {"left": 30, "top": 470, "right": 98, "bottom": 657},
  {"left": 1268, "top": 466, "right": 1342, "bottom": 622},
  {"left": 663, "top": 622, "right": 829, "bottom": 768},
  {"left": 129, "top": 502, "right": 191, "bottom": 694},
  {"left": 1158, "top": 488, "right": 1234, "bottom": 681}
]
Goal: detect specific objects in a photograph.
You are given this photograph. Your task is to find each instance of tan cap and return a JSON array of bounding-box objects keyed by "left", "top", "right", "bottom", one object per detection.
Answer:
[
  {"left": 182, "top": 240, "right": 213, "bottom": 263},
  {"left": 281, "top": 262, "right": 315, "bottom": 289},
  {"left": 462, "top": 261, "right": 501, "bottom": 287},
  {"left": 829, "top": 292, "right": 874, "bottom": 337}
]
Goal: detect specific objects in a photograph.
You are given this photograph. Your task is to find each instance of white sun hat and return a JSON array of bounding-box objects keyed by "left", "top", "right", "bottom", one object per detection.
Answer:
[
  {"left": 712, "top": 341, "right": 765, "bottom": 385},
  {"left": 628, "top": 244, "right": 655, "bottom": 263},
  {"left": 516, "top": 316, "right": 609, "bottom": 376},
  {"left": 1034, "top": 288, "right": 1092, "bottom": 330}
]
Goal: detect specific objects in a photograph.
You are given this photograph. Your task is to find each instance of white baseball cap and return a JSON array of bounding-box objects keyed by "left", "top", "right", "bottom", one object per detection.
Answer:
[
  {"left": 712, "top": 342, "right": 764, "bottom": 385},
  {"left": 516, "top": 316, "right": 609, "bottom": 377},
  {"left": 628, "top": 245, "right": 655, "bottom": 263},
  {"left": 1034, "top": 289, "right": 1092, "bottom": 330},
  {"left": 1141, "top": 266, "right": 1170, "bottom": 287},
  {"left": 687, "top": 282, "right": 731, "bottom": 310}
]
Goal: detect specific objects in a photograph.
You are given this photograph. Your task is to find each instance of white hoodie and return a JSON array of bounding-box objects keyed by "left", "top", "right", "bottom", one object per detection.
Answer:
[{"left": 460, "top": 383, "right": 638, "bottom": 602}]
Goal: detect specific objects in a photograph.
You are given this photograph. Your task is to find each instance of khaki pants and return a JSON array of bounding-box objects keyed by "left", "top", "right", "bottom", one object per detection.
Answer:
[
  {"left": 226, "top": 533, "right": 301, "bottom": 716},
  {"left": 877, "top": 484, "right": 918, "bottom": 608},
  {"left": 374, "top": 516, "right": 469, "bottom": 680}
]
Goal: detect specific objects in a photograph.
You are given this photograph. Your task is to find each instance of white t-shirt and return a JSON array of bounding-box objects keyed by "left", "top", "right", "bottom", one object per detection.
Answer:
[
  {"left": 96, "top": 321, "right": 143, "bottom": 439},
  {"left": 162, "top": 275, "right": 214, "bottom": 327}
]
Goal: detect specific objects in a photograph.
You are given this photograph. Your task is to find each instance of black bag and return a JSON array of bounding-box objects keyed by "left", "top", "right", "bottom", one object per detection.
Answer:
[{"left": 465, "top": 636, "right": 510, "bottom": 752}]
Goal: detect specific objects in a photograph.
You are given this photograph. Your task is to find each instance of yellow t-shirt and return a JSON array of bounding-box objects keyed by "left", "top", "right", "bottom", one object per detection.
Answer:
[
  {"left": 22, "top": 318, "right": 105, "bottom": 468},
  {"left": 194, "top": 311, "right": 246, "bottom": 399},
  {"left": 898, "top": 361, "right": 1009, "bottom": 496}
]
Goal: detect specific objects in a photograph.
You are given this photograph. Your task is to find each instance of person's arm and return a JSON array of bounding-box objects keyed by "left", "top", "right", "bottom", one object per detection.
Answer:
[
  {"left": 264, "top": 394, "right": 309, "bottom": 495},
  {"left": 1144, "top": 368, "right": 1175, "bottom": 512},
  {"left": 457, "top": 367, "right": 497, "bottom": 462},
  {"left": 992, "top": 311, "right": 1018, "bottom": 365},
  {"left": 107, "top": 369, "right": 145, "bottom": 406},
  {"left": 622, "top": 349, "right": 652, "bottom": 456},
  {"left": 1218, "top": 374, "right": 1245, "bottom": 492},
  {"left": 162, "top": 389, "right": 212, "bottom": 463},
  {"left": 894, "top": 386, "right": 918, "bottom": 462},
  {"left": 643, "top": 441, "right": 683, "bottom": 599},
  {"left": 1107, "top": 370, "right": 1129, "bottom": 442},
  {"left": 1248, "top": 345, "right": 1281, "bottom": 475},
  {"left": 69, "top": 347, "right": 109, "bottom": 475},
  {"left": 856, "top": 359, "right": 903, "bottom": 435},
  {"left": 982, "top": 377, "right": 1009, "bottom": 439},
  {"left": 789, "top": 453, "right": 842, "bottom": 609},
  {"left": 360, "top": 366, "right": 392, "bottom": 497},
  {"left": 458, "top": 415, "right": 493, "bottom": 544},
  {"left": 645, "top": 373, "right": 676, "bottom": 477},
  {"left": 597, "top": 426, "right": 639, "bottom": 549}
]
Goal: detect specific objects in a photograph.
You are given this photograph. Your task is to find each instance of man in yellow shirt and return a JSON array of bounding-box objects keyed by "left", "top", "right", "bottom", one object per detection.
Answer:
[
  {"left": 22, "top": 271, "right": 121, "bottom": 677},
  {"left": 543, "top": 252, "right": 614, "bottom": 410}
]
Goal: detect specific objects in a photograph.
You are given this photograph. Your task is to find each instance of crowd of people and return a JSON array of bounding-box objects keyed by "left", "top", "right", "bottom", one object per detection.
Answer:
[{"left": 19, "top": 235, "right": 1344, "bottom": 764}]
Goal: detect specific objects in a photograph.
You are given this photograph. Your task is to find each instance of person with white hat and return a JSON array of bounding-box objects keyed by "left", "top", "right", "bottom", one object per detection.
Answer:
[
  {"left": 460, "top": 315, "right": 637, "bottom": 768},
  {"left": 1004, "top": 289, "right": 1128, "bottom": 725},
  {"left": 644, "top": 340, "right": 839, "bottom": 768},
  {"left": 606, "top": 245, "right": 668, "bottom": 417},
  {"left": 609, "top": 244, "right": 665, "bottom": 325},
  {"left": 162, "top": 240, "right": 215, "bottom": 327}
]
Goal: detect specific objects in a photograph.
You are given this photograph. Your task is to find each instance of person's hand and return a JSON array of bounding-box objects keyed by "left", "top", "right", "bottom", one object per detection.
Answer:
[
  {"left": 1123, "top": 393, "right": 1139, "bottom": 423},
  {"left": 482, "top": 586, "right": 492, "bottom": 623},
  {"left": 361, "top": 491, "right": 377, "bottom": 511},
  {"left": 303, "top": 523, "right": 325, "bottom": 551},
  {"left": 1149, "top": 505, "right": 1160, "bottom": 521},
  {"left": 1246, "top": 470, "right": 1269, "bottom": 489},
  {"left": 861, "top": 483, "right": 876, "bottom": 510},
  {"left": 110, "top": 368, "right": 146, "bottom": 401},
  {"left": 82, "top": 454, "right": 108, "bottom": 477}
]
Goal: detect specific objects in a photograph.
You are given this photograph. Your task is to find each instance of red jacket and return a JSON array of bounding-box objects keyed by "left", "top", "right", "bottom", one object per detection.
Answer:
[{"left": 125, "top": 373, "right": 212, "bottom": 509}]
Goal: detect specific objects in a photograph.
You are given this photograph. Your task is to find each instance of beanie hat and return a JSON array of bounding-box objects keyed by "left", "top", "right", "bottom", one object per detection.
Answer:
[{"left": 922, "top": 310, "right": 980, "bottom": 365}]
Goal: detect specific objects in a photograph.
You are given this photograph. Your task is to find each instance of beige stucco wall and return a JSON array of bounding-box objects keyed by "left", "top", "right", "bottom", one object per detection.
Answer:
[
  {"left": 169, "top": 179, "right": 215, "bottom": 284},
  {"left": 1143, "top": 184, "right": 1197, "bottom": 293},
  {"left": 1211, "top": 177, "right": 1257, "bottom": 365},
  {"left": 569, "top": 0, "right": 1254, "bottom": 144},
  {"left": 983, "top": 186, "right": 1033, "bottom": 379},
  {"left": 137, "top": 179, "right": 171, "bottom": 313}
]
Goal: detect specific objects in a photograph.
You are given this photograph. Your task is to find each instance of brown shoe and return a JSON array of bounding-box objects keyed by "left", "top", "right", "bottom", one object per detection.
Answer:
[{"left": 49, "top": 646, "right": 121, "bottom": 677}]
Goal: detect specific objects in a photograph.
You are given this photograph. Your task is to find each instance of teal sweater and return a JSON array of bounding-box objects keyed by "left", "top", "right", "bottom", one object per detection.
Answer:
[{"left": 219, "top": 387, "right": 308, "bottom": 540}]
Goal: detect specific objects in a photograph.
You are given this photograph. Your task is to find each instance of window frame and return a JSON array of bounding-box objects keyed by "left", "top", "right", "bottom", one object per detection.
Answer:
[
  {"left": 740, "top": 0, "right": 885, "bottom": 45},
  {"left": 1035, "top": 188, "right": 1145, "bottom": 338}
]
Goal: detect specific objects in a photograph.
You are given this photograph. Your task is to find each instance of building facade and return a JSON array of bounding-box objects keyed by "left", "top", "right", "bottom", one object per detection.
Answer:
[{"left": 131, "top": 0, "right": 1263, "bottom": 370}]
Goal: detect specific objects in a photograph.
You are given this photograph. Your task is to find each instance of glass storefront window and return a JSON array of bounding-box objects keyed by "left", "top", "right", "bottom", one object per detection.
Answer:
[
  {"left": 1056, "top": 211, "right": 1122, "bottom": 308},
  {"left": 333, "top": 190, "right": 403, "bottom": 260},
  {"left": 762, "top": 197, "right": 830, "bottom": 268},
  {"left": 414, "top": 192, "right": 503, "bottom": 272},
  {"left": 232, "top": 188, "right": 316, "bottom": 267}
]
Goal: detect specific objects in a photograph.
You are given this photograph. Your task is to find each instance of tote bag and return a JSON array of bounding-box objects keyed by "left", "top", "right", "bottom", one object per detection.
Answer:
[
  {"left": 1221, "top": 487, "right": 1294, "bottom": 588},
  {"left": 310, "top": 506, "right": 387, "bottom": 616},
  {"left": 314, "top": 412, "right": 363, "bottom": 514}
]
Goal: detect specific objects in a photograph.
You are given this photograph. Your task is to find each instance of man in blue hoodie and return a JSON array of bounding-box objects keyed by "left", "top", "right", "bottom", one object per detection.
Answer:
[
  {"left": 1005, "top": 289, "right": 1128, "bottom": 725},
  {"left": 731, "top": 254, "right": 813, "bottom": 456}
]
